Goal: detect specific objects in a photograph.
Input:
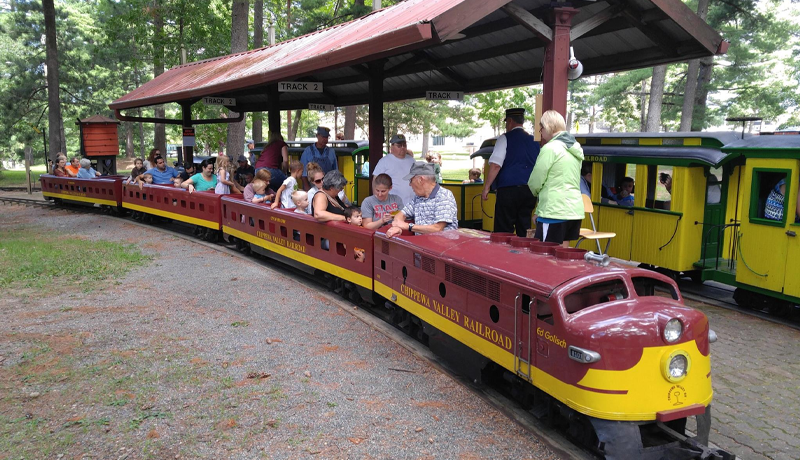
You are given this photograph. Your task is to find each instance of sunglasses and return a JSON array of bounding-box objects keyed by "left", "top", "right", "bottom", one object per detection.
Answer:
[{"left": 313, "top": 179, "right": 323, "bottom": 184}]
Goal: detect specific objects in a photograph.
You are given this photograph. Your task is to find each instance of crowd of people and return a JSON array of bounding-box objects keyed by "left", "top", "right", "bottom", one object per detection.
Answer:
[{"left": 45, "top": 111, "right": 593, "bottom": 245}]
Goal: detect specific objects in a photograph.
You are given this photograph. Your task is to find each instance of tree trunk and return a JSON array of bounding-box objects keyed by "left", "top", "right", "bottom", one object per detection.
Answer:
[
  {"left": 646, "top": 65, "right": 667, "bottom": 132},
  {"left": 589, "top": 104, "right": 596, "bottom": 133},
  {"left": 43, "top": 0, "right": 63, "bottom": 160},
  {"left": 344, "top": 106, "right": 356, "bottom": 139},
  {"left": 252, "top": 0, "right": 264, "bottom": 143},
  {"left": 692, "top": 56, "right": 714, "bottom": 131},
  {"left": 153, "top": 0, "right": 166, "bottom": 155},
  {"left": 679, "top": 0, "right": 710, "bottom": 131},
  {"left": 126, "top": 122, "right": 134, "bottom": 158},
  {"left": 422, "top": 126, "right": 429, "bottom": 156},
  {"left": 639, "top": 80, "right": 648, "bottom": 132},
  {"left": 289, "top": 109, "right": 302, "bottom": 140},
  {"left": 226, "top": 0, "right": 249, "bottom": 159}
]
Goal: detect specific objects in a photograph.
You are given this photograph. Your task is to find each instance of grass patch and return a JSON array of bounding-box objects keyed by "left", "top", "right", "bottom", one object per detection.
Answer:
[
  {"left": 0, "top": 227, "right": 149, "bottom": 295},
  {"left": 0, "top": 165, "right": 47, "bottom": 187}
]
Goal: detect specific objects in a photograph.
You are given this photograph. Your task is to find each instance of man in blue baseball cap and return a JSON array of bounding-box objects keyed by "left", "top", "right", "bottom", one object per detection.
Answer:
[{"left": 300, "top": 126, "right": 337, "bottom": 190}]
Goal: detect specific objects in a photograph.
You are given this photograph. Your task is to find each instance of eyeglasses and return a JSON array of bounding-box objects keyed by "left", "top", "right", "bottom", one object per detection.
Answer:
[{"left": 313, "top": 179, "right": 323, "bottom": 184}]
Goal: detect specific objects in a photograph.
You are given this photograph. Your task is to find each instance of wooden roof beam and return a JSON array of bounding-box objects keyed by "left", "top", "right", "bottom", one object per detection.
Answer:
[
  {"left": 501, "top": 3, "right": 552, "bottom": 42},
  {"left": 413, "top": 50, "right": 468, "bottom": 87},
  {"left": 570, "top": 4, "right": 626, "bottom": 40}
]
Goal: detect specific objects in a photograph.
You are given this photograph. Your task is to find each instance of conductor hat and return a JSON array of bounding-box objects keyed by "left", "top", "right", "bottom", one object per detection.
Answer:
[
  {"left": 504, "top": 108, "right": 526, "bottom": 121},
  {"left": 316, "top": 126, "right": 331, "bottom": 137}
]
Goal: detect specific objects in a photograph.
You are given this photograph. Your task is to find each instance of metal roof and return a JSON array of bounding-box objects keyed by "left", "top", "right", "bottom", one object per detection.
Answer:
[
  {"left": 723, "top": 134, "right": 800, "bottom": 150},
  {"left": 110, "top": 0, "right": 725, "bottom": 113}
]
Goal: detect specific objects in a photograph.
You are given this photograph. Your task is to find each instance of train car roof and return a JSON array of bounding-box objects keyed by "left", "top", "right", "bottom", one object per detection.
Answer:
[
  {"left": 379, "top": 229, "right": 614, "bottom": 295},
  {"left": 722, "top": 134, "right": 800, "bottom": 150},
  {"left": 469, "top": 133, "right": 732, "bottom": 166}
]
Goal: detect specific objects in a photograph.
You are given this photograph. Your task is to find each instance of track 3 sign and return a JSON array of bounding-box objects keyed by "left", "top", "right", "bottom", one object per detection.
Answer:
[
  {"left": 279, "top": 82, "right": 323, "bottom": 93},
  {"left": 426, "top": 91, "right": 464, "bottom": 101}
]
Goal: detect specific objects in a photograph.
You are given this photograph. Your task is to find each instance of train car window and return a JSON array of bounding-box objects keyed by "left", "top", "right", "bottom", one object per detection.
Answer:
[
  {"left": 707, "top": 167, "right": 722, "bottom": 205},
  {"left": 321, "top": 237, "right": 330, "bottom": 251},
  {"left": 199, "top": 203, "right": 205, "bottom": 212},
  {"left": 306, "top": 234, "right": 315, "bottom": 246},
  {"left": 750, "top": 169, "right": 790, "bottom": 225},
  {"left": 644, "top": 165, "right": 673, "bottom": 210},
  {"left": 632, "top": 277, "right": 678, "bottom": 299},
  {"left": 249, "top": 217, "right": 255, "bottom": 227},
  {"left": 336, "top": 242, "right": 346, "bottom": 256},
  {"left": 521, "top": 294, "right": 531, "bottom": 314},
  {"left": 269, "top": 222, "right": 275, "bottom": 233},
  {"left": 536, "top": 299, "right": 554, "bottom": 325},
  {"left": 259, "top": 219, "right": 265, "bottom": 230},
  {"left": 563, "top": 279, "right": 628, "bottom": 314},
  {"left": 293, "top": 229, "right": 300, "bottom": 240},
  {"left": 231, "top": 211, "right": 237, "bottom": 221},
  {"left": 280, "top": 226, "right": 287, "bottom": 238},
  {"left": 190, "top": 202, "right": 195, "bottom": 210},
  {"left": 600, "top": 163, "right": 635, "bottom": 204}
]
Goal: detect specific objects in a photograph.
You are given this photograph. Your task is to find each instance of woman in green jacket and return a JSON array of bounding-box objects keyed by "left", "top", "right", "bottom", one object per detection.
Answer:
[{"left": 528, "top": 110, "right": 585, "bottom": 244}]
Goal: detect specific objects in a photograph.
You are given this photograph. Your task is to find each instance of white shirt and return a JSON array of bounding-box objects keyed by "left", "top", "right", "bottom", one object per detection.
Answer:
[
  {"left": 372, "top": 153, "right": 416, "bottom": 206},
  {"left": 488, "top": 126, "right": 526, "bottom": 167},
  {"left": 280, "top": 176, "right": 298, "bottom": 208}
]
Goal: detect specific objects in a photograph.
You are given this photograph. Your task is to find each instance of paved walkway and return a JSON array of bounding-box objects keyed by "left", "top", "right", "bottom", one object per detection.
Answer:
[{"left": 686, "top": 298, "right": 800, "bottom": 460}]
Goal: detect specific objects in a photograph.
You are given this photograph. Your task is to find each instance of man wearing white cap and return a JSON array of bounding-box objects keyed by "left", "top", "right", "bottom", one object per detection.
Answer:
[
  {"left": 386, "top": 162, "right": 458, "bottom": 238},
  {"left": 372, "top": 133, "right": 416, "bottom": 206},
  {"left": 300, "top": 126, "right": 337, "bottom": 190}
]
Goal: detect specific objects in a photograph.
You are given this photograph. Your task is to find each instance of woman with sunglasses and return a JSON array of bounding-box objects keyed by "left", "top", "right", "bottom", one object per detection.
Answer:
[
  {"left": 180, "top": 159, "right": 218, "bottom": 193},
  {"left": 305, "top": 162, "right": 325, "bottom": 207},
  {"left": 312, "top": 170, "right": 348, "bottom": 223}
]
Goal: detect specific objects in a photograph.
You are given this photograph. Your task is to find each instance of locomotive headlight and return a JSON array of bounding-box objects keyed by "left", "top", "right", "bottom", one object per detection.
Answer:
[
  {"left": 661, "top": 350, "right": 691, "bottom": 382},
  {"left": 663, "top": 318, "right": 683, "bottom": 343}
]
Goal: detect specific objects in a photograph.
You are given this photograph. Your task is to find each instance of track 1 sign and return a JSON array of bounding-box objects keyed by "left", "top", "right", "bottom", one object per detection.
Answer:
[
  {"left": 426, "top": 91, "right": 464, "bottom": 101},
  {"left": 279, "top": 81, "right": 323, "bottom": 93},
  {"left": 309, "top": 103, "right": 334, "bottom": 111},
  {"left": 202, "top": 97, "right": 236, "bottom": 106}
]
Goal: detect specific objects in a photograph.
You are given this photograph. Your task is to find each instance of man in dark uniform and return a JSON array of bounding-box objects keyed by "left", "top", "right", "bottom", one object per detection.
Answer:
[{"left": 481, "top": 108, "right": 540, "bottom": 237}]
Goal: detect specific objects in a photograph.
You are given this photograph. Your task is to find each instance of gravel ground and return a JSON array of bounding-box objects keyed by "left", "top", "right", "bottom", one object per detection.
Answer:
[{"left": 0, "top": 204, "right": 559, "bottom": 460}]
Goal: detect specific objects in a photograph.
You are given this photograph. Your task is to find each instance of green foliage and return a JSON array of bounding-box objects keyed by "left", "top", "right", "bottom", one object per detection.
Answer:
[{"left": 472, "top": 87, "right": 541, "bottom": 135}]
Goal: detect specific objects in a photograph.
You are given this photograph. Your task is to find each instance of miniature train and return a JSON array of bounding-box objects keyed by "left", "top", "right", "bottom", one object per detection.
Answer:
[{"left": 38, "top": 173, "right": 732, "bottom": 459}]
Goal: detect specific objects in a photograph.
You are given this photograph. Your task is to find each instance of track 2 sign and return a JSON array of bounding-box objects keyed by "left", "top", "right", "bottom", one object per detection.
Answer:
[{"left": 279, "top": 82, "right": 323, "bottom": 93}]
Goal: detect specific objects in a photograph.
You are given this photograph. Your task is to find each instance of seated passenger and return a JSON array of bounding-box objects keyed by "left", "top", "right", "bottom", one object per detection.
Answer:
[
  {"left": 292, "top": 190, "right": 309, "bottom": 214},
  {"left": 311, "top": 170, "right": 348, "bottom": 223},
  {"left": 178, "top": 162, "right": 196, "bottom": 182},
  {"left": 65, "top": 156, "right": 81, "bottom": 177},
  {"left": 361, "top": 161, "right": 370, "bottom": 176},
  {"left": 127, "top": 158, "right": 146, "bottom": 184},
  {"left": 386, "top": 162, "right": 458, "bottom": 237},
  {"left": 140, "top": 155, "right": 181, "bottom": 186},
  {"left": 764, "top": 179, "right": 800, "bottom": 223},
  {"left": 250, "top": 179, "right": 270, "bottom": 204},
  {"left": 580, "top": 163, "right": 592, "bottom": 197},
  {"left": 361, "top": 173, "right": 404, "bottom": 230},
  {"left": 271, "top": 160, "right": 304, "bottom": 209},
  {"left": 425, "top": 152, "right": 443, "bottom": 183},
  {"left": 615, "top": 176, "right": 634, "bottom": 206},
  {"left": 142, "top": 173, "right": 153, "bottom": 184},
  {"left": 234, "top": 155, "right": 255, "bottom": 188},
  {"left": 345, "top": 206, "right": 362, "bottom": 227},
  {"left": 77, "top": 158, "right": 101, "bottom": 178},
  {"left": 180, "top": 159, "right": 218, "bottom": 193},
  {"left": 52, "top": 155, "right": 68, "bottom": 177},
  {"left": 244, "top": 169, "right": 275, "bottom": 204},
  {"left": 462, "top": 168, "right": 483, "bottom": 184},
  {"left": 659, "top": 172, "right": 673, "bottom": 210}
]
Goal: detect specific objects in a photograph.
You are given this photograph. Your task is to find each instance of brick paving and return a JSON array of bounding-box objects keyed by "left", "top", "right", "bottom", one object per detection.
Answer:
[{"left": 686, "top": 298, "right": 800, "bottom": 460}]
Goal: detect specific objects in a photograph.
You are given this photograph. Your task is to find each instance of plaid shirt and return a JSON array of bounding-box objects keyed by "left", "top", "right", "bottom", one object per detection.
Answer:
[{"left": 402, "top": 184, "right": 458, "bottom": 232}]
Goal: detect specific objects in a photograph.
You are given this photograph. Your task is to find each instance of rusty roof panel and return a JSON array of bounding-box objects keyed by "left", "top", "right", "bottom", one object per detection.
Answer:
[{"left": 111, "top": 0, "right": 725, "bottom": 113}]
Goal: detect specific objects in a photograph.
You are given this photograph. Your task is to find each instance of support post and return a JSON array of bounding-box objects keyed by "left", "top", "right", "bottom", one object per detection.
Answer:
[
  {"left": 181, "top": 102, "right": 194, "bottom": 165},
  {"left": 268, "top": 84, "right": 281, "bottom": 137},
  {"left": 541, "top": 7, "right": 578, "bottom": 117},
  {"left": 368, "top": 60, "right": 385, "bottom": 194}
]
